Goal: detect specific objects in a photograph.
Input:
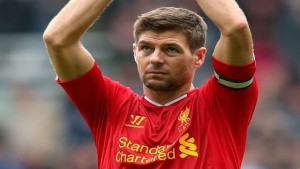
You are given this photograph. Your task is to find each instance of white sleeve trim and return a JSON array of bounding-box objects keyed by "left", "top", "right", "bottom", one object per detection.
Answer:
[{"left": 214, "top": 71, "right": 253, "bottom": 89}]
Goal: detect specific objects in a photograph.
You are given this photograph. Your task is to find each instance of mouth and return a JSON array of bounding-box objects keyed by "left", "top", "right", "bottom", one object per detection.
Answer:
[
  {"left": 149, "top": 71, "right": 165, "bottom": 74},
  {"left": 146, "top": 71, "right": 167, "bottom": 75}
]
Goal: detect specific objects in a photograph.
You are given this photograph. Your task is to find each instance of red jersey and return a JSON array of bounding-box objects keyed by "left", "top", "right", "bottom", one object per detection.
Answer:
[{"left": 57, "top": 57, "right": 258, "bottom": 169}]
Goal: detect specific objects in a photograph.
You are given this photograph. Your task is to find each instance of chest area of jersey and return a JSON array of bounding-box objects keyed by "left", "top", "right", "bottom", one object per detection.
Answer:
[{"left": 114, "top": 105, "right": 207, "bottom": 166}]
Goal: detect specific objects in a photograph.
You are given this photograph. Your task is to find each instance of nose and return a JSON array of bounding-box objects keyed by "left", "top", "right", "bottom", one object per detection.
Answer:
[{"left": 149, "top": 49, "right": 164, "bottom": 65}]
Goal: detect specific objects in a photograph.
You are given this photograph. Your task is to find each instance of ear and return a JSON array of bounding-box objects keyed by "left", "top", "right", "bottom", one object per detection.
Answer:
[
  {"left": 133, "top": 43, "right": 137, "bottom": 62},
  {"left": 193, "top": 47, "right": 207, "bottom": 68}
]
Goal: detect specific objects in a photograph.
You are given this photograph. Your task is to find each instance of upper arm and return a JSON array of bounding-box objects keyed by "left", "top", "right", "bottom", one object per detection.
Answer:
[
  {"left": 213, "top": 23, "right": 254, "bottom": 66},
  {"left": 45, "top": 41, "right": 95, "bottom": 81}
]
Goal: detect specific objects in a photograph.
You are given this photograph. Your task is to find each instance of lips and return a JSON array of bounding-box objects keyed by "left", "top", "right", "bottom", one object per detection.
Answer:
[
  {"left": 146, "top": 69, "right": 168, "bottom": 75},
  {"left": 147, "top": 71, "right": 166, "bottom": 74}
]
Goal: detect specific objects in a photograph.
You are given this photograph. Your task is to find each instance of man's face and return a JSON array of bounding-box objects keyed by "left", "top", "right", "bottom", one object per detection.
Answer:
[{"left": 133, "top": 31, "right": 205, "bottom": 91}]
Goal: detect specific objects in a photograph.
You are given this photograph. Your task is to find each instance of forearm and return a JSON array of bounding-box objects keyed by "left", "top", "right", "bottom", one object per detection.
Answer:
[
  {"left": 43, "top": 0, "right": 112, "bottom": 81},
  {"left": 196, "top": 0, "right": 253, "bottom": 65},
  {"left": 196, "top": 0, "right": 248, "bottom": 35},
  {"left": 43, "top": 0, "right": 112, "bottom": 46}
]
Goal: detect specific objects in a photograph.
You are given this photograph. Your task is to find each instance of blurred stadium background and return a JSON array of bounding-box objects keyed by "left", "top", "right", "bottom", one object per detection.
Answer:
[{"left": 0, "top": 0, "right": 299, "bottom": 168}]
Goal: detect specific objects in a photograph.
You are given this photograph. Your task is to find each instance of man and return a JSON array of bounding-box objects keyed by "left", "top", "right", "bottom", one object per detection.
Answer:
[{"left": 43, "top": 0, "right": 258, "bottom": 168}]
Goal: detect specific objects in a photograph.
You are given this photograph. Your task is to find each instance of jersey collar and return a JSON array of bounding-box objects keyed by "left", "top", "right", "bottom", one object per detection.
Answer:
[{"left": 144, "top": 94, "right": 188, "bottom": 107}]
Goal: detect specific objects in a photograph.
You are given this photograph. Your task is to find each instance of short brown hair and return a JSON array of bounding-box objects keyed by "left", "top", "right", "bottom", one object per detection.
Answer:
[{"left": 133, "top": 7, "right": 207, "bottom": 52}]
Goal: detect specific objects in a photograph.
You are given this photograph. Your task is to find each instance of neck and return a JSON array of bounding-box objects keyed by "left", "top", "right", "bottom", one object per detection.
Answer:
[{"left": 143, "top": 84, "right": 194, "bottom": 105}]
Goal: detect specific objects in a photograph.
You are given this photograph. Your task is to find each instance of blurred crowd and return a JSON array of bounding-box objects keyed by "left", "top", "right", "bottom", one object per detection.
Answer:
[{"left": 0, "top": 0, "right": 299, "bottom": 168}]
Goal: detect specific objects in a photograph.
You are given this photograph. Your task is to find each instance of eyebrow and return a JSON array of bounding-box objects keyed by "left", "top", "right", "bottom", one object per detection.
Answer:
[
  {"left": 138, "top": 40, "right": 182, "bottom": 48},
  {"left": 137, "top": 40, "right": 151, "bottom": 45}
]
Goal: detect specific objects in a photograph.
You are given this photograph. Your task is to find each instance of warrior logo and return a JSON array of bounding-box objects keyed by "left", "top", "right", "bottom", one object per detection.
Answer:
[
  {"left": 125, "top": 115, "right": 146, "bottom": 128},
  {"left": 130, "top": 115, "right": 146, "bottom": 125}
]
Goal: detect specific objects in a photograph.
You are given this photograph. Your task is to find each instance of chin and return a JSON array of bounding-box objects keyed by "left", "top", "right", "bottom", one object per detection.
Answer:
[{"left": 144, "top": 80, "right": 175, "bottom": 91}]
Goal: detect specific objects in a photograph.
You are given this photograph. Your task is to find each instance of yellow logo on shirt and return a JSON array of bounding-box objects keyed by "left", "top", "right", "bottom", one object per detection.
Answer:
[
  {"left": 116, "top": 137, "right": 175, "bottom": 163},
  {"left": 179, "top": 133, "right": 199, "bottom": 158},
  {"left": 178, "top": 107, "right": 191, "bottom": 132},
  {"left": 130, "top": 115, "right": 146, "bottom": 125},
  {"left": 115, "top": 132, "right": 198, "bottom": 164},
  {"left": 125, "top": 115, "right": 146, "bottom": 128}
]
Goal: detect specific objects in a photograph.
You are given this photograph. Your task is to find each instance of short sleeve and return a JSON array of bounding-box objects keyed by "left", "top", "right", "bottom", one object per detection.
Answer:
[
  {"left": 212, "top": 56, "right": 256, "bottom": 89},
  {"left": 198, "top": 57, "right": 259, "bottom": 161},
  {"left": 56, "top": 62, "right": 107, "bottom": 132}
]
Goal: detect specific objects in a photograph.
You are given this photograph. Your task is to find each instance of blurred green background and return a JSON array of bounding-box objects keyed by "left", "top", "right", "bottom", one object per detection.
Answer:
[{"left": 0, "top": 0, "right": 299, "bottom": 168}]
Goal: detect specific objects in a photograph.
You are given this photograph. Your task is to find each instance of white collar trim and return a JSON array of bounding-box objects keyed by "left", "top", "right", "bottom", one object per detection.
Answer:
[{"left": 144, "top": 94, "right": 187, "bottom": 107}]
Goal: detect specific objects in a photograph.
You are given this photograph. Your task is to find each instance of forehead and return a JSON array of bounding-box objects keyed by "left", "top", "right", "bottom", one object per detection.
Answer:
[{"left": 137, "top": 31, "right": 188, "bottom": 46}]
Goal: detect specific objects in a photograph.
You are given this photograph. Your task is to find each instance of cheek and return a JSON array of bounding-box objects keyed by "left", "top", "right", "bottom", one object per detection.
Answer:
[
  {"left": 136, "top": 59, "right": 147, "bottom": 73},
  {"left": 171, "top": 60, "right": 194, "bottom": 78},
  {"left": 174, "top": 59, "right": 191, "bottom": 71}
]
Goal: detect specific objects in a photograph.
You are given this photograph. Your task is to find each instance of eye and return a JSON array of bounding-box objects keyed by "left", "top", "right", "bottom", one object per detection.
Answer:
[
  {"left": 166, "top": 47, "right": 179, "bottom": 53},
  {"left": 141, "top": 45, "right": 152, "bottom": 51}
]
